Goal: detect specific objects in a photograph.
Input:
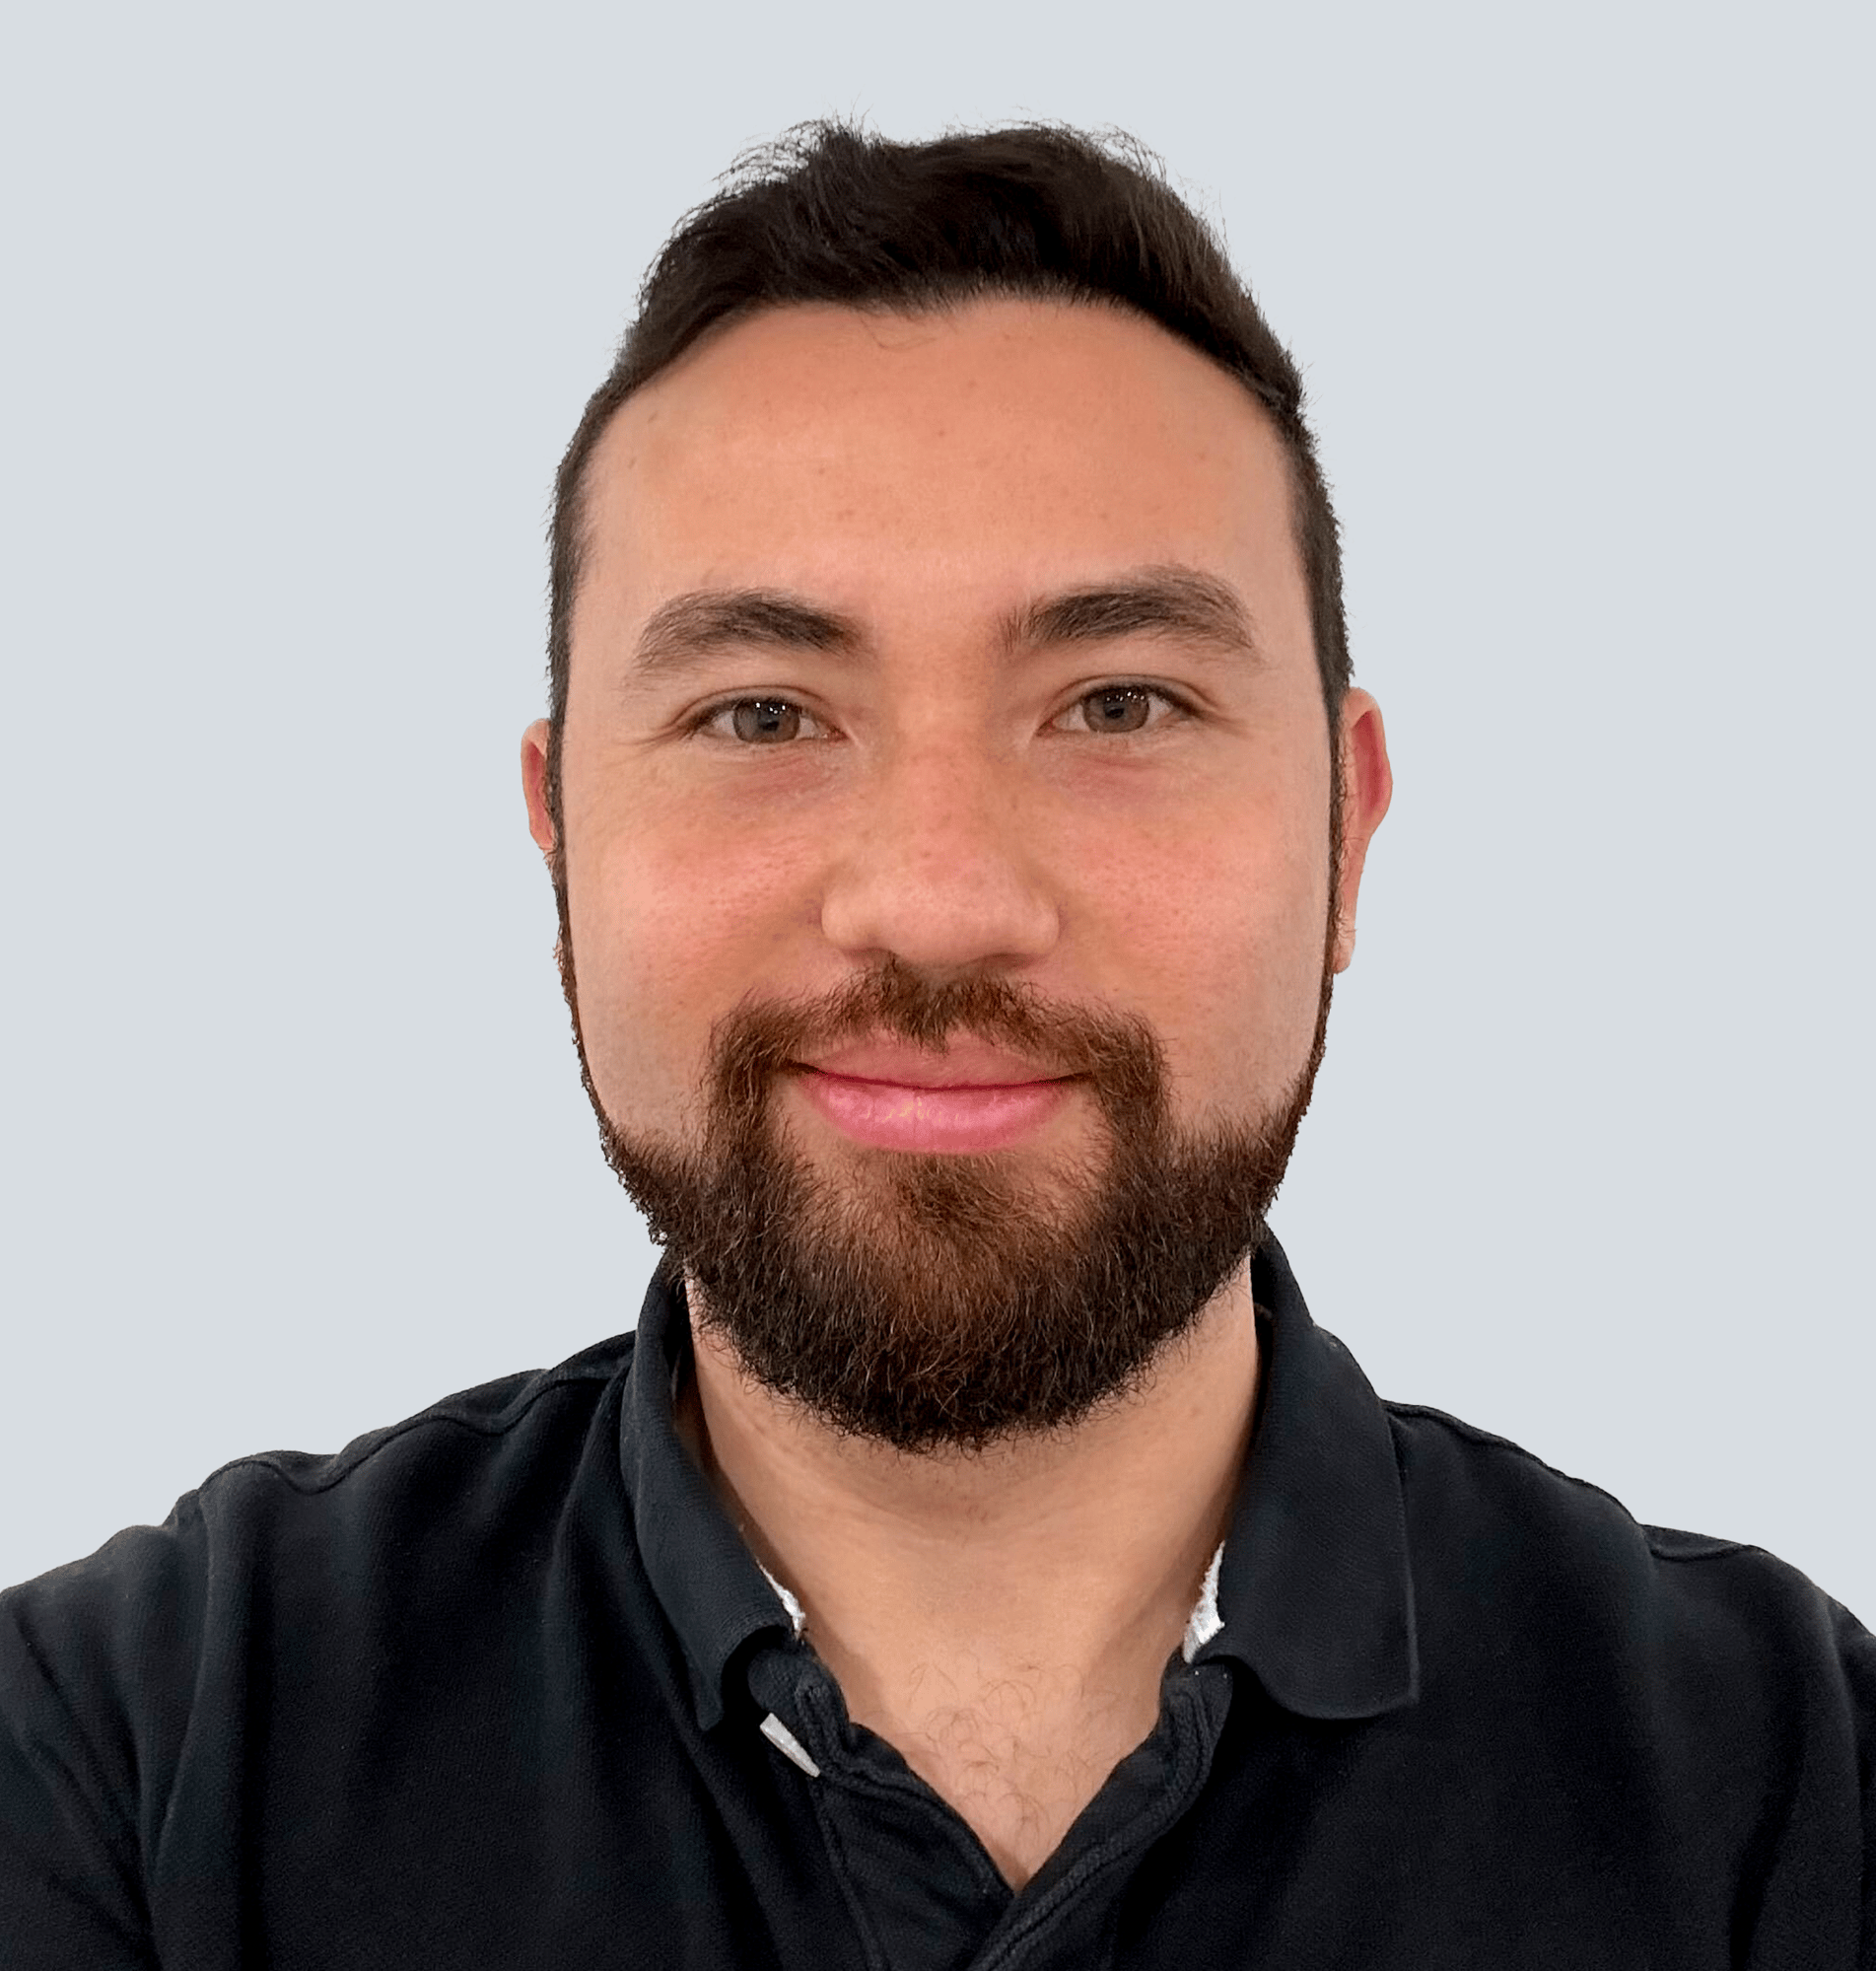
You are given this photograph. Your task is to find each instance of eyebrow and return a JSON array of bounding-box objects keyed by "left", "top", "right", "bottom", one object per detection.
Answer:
[{"left": 625, "top": 565, "right": 1266, "bottom": 681}]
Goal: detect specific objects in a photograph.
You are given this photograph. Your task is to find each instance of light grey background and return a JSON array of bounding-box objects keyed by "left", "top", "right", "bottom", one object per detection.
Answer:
[{"left": 3, "top": 2, "right": 1870, "bottom": 1615}]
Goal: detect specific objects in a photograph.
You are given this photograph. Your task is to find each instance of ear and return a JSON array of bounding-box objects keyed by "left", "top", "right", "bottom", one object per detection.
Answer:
[
  {"left": 1331, "top": 689, "right": 1392, "bottom": 973},
  {"left": 521, "top": 719, "right": 557, "bottom": 858}
]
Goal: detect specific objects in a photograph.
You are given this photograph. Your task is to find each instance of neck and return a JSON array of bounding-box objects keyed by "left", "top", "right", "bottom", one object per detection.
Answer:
[{"left": 677, "top": 1264, "right": 1259, "bottom": 1717}]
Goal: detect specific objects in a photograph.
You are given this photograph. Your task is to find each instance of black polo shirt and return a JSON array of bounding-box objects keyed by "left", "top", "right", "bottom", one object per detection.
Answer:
[{"left": 3, "top": 1237, "right": 1871, "bottom": 1968}]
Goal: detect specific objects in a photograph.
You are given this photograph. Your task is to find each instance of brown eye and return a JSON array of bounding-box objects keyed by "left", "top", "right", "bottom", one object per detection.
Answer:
[
  {"left": 728, "top": 699, "right": 806, "bottom": 742},
  {"left": 1080, "top": 687, "right": 1156, "bottom": 735}
]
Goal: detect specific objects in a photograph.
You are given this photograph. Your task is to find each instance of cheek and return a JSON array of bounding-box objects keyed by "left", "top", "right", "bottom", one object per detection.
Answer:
[
  {"left": 563, "top": 860, "right": 673, "bottom": 1127},
  {"left": 565, "top": 803, "right": 811, "bottom": 1129},
  {"left": 1119, "top": 790, "right": 1330, "bottom": 1110}
]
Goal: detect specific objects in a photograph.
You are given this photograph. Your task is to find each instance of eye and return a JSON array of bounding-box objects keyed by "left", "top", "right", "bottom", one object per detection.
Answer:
[
  {"left": 1061, "top": 684, "right": 1195, "bottom": 738},
  {"left": 683, "top": 684, "right": 1196, "bottom": 746},
  {"left": 685, "top": 697, "right": 833, "bottom": 744}
]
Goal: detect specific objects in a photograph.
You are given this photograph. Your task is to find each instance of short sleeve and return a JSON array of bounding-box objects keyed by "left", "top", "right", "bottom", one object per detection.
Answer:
[{"left": 0, "top": 1513, "right": 203, "bottom": 1969}]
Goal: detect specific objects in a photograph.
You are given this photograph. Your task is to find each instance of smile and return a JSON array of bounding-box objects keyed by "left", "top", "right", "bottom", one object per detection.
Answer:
[{"left": 795, "top": 1069, "right": 1076, "bottom": 1153}]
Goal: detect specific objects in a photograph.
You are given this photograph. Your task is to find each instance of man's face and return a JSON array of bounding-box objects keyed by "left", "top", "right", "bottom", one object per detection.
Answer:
[{"left": 523, "top": 298, "right": 1389, "bottom": 1451}]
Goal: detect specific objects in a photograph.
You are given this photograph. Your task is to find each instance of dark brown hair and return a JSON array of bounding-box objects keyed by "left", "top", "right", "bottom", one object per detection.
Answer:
[{"left": 544, "top": 118, "right": 1351, "bottom": 843}]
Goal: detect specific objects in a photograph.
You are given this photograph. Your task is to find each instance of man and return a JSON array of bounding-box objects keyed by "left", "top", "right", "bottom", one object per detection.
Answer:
[{"left": 3, "top": 119, "right": 1870, "bottom": 1969}]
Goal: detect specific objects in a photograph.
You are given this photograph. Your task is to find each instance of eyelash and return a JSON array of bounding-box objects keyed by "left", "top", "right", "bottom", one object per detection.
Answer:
[{"left": 681, "top": 683, "right": 1199, "bottom": 745}]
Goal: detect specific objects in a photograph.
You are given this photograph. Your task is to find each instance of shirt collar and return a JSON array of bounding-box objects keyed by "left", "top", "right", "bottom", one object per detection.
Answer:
[
  {"left": 618, "top": 1251, "right": 794, "bottom": 1730},
  {"left": 1198, "top": 1234, "right": 1421, "bottom": 1719},
  {"left": 619, "top": 1234, "right": 1419, "bottom": 1732}
]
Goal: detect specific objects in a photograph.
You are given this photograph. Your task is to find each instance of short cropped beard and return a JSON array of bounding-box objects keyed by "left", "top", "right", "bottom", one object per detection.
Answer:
[{"left": 552, "top": 880, "right": 1334, "bottom": 1455}]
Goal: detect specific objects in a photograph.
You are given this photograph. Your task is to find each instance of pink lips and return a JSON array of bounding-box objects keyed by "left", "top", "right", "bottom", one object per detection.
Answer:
[{"left": 796, "top": 1069, "right": 1075, "bottom": 1153}]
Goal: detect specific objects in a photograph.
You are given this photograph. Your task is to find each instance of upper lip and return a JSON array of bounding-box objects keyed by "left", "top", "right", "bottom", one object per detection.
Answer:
[{"left": 800, "top": 1039, "right": 1072, "bottom": 1089}]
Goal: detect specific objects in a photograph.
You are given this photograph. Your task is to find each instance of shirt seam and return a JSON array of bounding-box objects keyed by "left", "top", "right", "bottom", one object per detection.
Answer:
[
  {"left": 1384, "top": 1400, "right": 1762, "bottom": 1565},
  {"left": 1646, "top": 1542, "right": 1760, "bottom": 1563},
  {"left": 804, "top": 1778, "right": 895, "bottom": 1971},
  {"left": 191, "top": 1360, "right": 625, "bottom": 1501}
]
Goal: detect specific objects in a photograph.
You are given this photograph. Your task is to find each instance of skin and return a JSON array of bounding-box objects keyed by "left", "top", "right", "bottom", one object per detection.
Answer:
[{"left": 521, "top": 298, "right": 1392, "bottom": 1887}]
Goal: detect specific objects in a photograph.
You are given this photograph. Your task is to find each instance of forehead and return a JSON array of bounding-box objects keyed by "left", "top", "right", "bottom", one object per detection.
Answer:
[{"left": 577, "top": 297, "right": 1306, "bottom": 647}]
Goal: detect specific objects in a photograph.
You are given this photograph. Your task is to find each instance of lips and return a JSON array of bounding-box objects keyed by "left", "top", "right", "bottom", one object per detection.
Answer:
[
  {"left": 796, "top": 1066, "right": 1075, "bottom": 1152},
  {"left": 799, "top": 1039, "right": 1070, "bottom": 1090}
]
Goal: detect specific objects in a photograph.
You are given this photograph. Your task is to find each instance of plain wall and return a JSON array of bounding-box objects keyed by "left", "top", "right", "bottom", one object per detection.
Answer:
[{"left": 2, "top": 0, "right": 1870, "bottom": 1616}]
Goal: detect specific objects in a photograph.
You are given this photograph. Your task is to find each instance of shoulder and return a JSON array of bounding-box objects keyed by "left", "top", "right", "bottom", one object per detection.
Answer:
[
  {"left": 0, "top": 1332, "right": 646, "bottom": 1951},
  {"left": 188, "top": 1328, "right": 637, "bottom": 1514},
  {"left": 1, "top": 1329, "right": 640, "bottom": 1669},
  {"left": 1381, "top": 1396, "right": 1876, "bottom": 1736}
]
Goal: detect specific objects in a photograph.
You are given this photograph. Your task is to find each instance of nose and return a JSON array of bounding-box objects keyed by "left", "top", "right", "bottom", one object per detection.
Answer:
[{"left": 815, "top": 742, "right": 1060, "bottom": 973}]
